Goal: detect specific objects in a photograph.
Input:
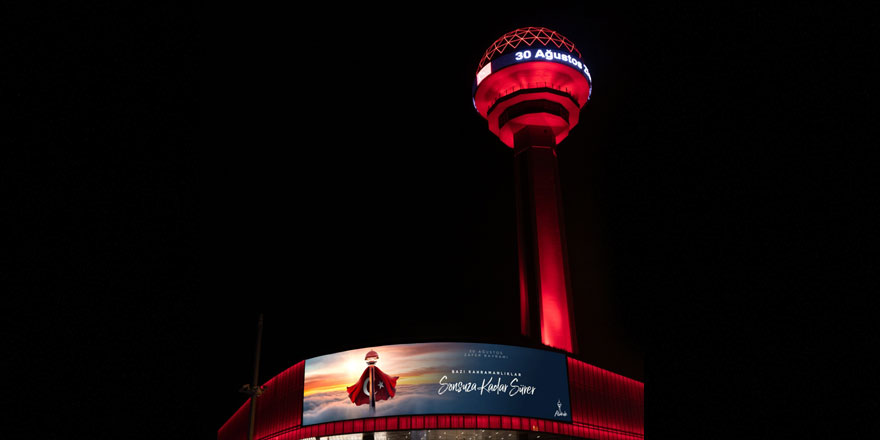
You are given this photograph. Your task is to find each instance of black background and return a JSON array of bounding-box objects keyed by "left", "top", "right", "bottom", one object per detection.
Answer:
[{"left": 5, "top": 3, "right": 876, "bottom": 439}]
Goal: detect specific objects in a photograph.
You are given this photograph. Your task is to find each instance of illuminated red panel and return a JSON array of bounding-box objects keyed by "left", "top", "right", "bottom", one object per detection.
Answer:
[
  {"left": 474, "top": 61, "right": 590, "bottom": 116},
  {"left": 452, "top": 415, "right": 463, "bottom": 429},
  {"left": 218, "top": 360, "right": 304, "bottom": 440},
  {"left": 567, "top": 358, "right": 644, "bottom": 438},
  {"left": 510, "top": 416, "right": 521, "bottom": 431},
  {"left": 489, "top": 415, "right": 501, "bottom": 429},
  {"left": 501, "top": 415, "right": 511, "bottom": 430},
  {"left": 273, "top": 362, "right": 304, "bottom": 438},
  {"left": 473, "top": 62, "right": 590, "bottom": 148},
  {"left": 464, "top": 415, "right": 476, "bottom": 429},
  {"left": 218, "top": 398, "right": 250, "bottom": 440}
]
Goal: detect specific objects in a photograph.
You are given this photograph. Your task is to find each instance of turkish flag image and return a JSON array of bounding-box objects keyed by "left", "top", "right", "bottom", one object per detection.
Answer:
[{"left": 346, "top": 366, "right": 399, "bottom": 406}]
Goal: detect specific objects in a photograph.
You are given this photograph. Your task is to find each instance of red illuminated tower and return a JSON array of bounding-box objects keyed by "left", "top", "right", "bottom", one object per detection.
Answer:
[{"left": 473, "top": 27, "right": 593, "bottom": 353}]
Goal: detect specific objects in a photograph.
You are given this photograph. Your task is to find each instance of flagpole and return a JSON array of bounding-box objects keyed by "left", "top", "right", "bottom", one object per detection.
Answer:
[
  {"left": 247, "top": 313, "right": 263, "bottom": 440},
  {"left": 369, "top": 365, "right": 376, "bottom": 413}
]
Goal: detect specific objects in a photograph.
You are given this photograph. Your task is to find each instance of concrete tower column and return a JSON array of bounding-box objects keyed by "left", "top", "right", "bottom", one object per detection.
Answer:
[{"left": 513, "top": 126, "right": 576, "bottom": 353}]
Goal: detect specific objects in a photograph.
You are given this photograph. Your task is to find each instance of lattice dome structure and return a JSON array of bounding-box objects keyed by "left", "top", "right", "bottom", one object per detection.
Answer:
[
  {"left": 478, "top": 27, "right": 582, "bottom": 73},
  {"left": 472, "top": 27, "right": 592, "bottom": 148}
]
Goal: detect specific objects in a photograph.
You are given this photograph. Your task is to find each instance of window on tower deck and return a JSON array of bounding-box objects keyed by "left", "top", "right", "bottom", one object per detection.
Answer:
[
  {"left": 497, "top": 100, "right": 569, "bottom": 129},
  {"left": 476, "top": 64, "right": 492, "bottom": 86}
]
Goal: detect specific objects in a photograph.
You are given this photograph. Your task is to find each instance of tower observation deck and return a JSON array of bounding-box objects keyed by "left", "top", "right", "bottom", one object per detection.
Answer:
[{"left": 473, "top": 27, "right": 592, "bottom": 148}]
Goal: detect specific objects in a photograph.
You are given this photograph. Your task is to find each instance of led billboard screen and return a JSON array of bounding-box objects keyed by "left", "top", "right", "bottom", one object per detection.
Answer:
[{"left": 303, "top": 342, "right": 572, "bottom": 425}]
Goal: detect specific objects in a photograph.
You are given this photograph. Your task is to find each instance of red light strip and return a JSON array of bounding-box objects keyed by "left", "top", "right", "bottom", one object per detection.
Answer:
[{"left": 222, "top": 361, "right": 643, "bottom": 440}]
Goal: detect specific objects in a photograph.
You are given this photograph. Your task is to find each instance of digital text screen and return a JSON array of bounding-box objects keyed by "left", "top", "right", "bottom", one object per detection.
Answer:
[{"left": 302, "top": 342, "right": 572, "bottom": 425}]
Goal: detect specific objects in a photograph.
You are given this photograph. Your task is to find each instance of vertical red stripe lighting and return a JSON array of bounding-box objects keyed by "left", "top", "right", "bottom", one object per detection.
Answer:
[
  {"left": 532, "top": 149, "right": 574, "bottom": 353},
  {"left": 519, "top": 267, "right": 531, "bottom": 336}
]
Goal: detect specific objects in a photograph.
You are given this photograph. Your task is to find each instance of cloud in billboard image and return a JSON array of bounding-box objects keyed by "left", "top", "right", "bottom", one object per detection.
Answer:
[
  {"left": 304, "top": 384, "right": 458, "bottom": 423},
  {"left": 302, "top": 342, "right": 572, "bottom": 425}
]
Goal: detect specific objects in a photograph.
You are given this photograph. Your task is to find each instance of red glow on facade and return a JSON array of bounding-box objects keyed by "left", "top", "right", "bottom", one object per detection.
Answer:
[
  {"left": 513, "top": 140, "right": 576, "bottom": 353},
  {"left": 567, "top": 358, "right": 644, "bottom": 437},
  {"left": 219, "top": 357, "right": 643, "bottom": 440},
  {"left": 530, "top": 147, "right": 573, "bottom": 353},
  {"left": 519, "top": 261, "right": 531, "bottom": 336},
  {"left": 473, "top": 62, "right": 590, "bottom": 148}
]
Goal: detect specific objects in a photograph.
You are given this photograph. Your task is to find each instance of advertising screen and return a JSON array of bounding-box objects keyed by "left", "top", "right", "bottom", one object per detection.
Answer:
[{"left": 303, "top": 342, "right": 572, "bottom": 426}]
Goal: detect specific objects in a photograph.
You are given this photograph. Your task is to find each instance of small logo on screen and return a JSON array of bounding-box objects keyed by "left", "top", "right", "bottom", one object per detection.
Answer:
[{"left": 554, "top": 399, "right": 568, "bottom": 417}]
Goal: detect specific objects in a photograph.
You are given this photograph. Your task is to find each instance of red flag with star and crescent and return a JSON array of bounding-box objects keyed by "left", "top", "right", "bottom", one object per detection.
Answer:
[{"left": 346, "top": 366, "right": 398, "bottom": 406}]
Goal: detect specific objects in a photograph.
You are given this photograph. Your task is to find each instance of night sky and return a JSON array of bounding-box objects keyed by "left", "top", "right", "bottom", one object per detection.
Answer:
[{"left": 7, "top": 4, "right": 874, "bottom": 439}]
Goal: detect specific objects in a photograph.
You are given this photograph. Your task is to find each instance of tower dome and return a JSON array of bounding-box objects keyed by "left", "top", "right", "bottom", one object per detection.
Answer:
[{"left": 473, "top": 27, "right": 592, "bottom": 147}]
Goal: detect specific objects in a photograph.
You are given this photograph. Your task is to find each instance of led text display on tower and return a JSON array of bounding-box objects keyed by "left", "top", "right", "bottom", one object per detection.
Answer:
[{"left": 303, "top": 342, "right": 572, "bottom": 425}]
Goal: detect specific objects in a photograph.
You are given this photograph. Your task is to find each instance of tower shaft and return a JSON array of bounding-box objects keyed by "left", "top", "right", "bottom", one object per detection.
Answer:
[{"left": 514, "top": 127, "right": 577, "bottom": 353}]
